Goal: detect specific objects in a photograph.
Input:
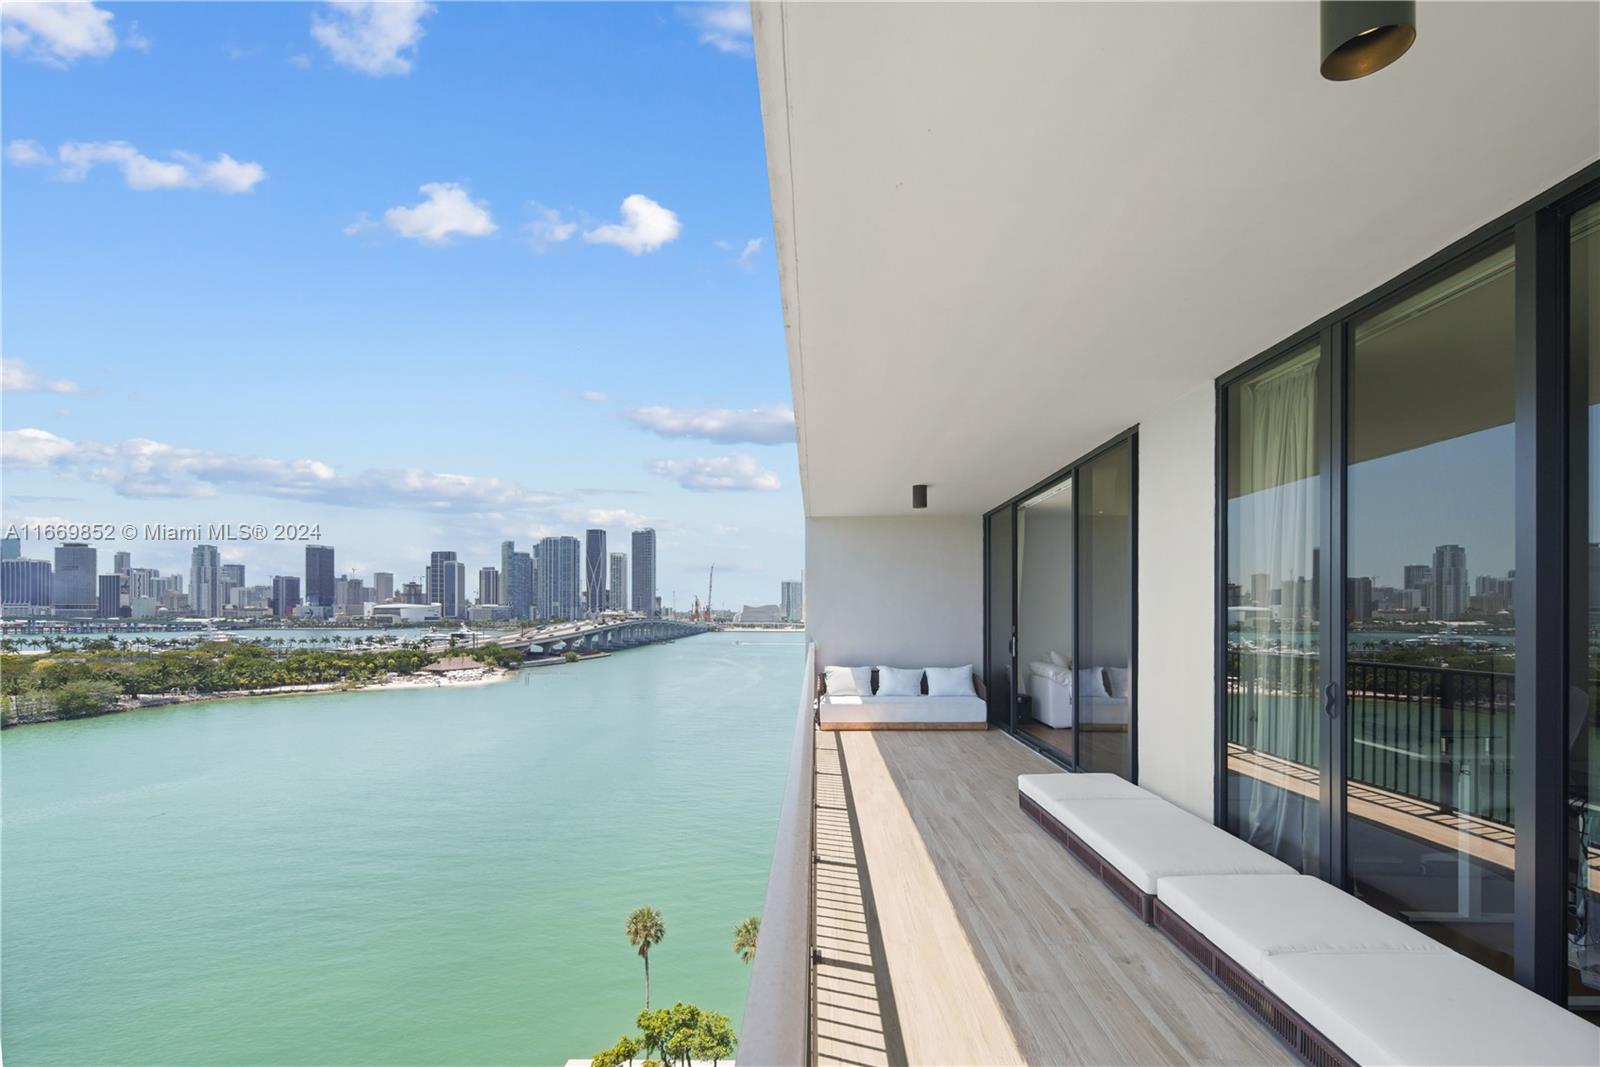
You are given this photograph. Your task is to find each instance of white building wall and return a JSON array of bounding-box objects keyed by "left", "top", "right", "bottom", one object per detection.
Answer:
[
  {"left": 806, "top": 515, "right": 981, "bottom": 670},
  {"left": 1135, "top": 384, "right": 1216, "bottom": 819}
]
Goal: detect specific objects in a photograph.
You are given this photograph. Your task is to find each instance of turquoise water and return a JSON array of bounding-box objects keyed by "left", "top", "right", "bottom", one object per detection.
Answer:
[{"left": 1, "top": 632, "right": 803, "bottom": 1066}]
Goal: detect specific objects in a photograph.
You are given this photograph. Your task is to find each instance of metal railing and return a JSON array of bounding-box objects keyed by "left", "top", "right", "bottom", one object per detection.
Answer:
[
  {"left": 739, "top": 641, "right": 816, "bottom": 1065},
  {"left": 1225, "top": 649, "right": 1521, "bottom": 825}
]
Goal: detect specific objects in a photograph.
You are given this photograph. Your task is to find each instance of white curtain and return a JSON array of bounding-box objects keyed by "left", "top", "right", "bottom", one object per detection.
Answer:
[{"left": 1234, "top": 349, "right": 1321, "bottom": 870}]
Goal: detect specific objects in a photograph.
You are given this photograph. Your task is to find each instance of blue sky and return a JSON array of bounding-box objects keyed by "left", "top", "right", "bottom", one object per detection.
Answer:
[{"left": 1, "top": 1, "right": 802, "bottom": 610}]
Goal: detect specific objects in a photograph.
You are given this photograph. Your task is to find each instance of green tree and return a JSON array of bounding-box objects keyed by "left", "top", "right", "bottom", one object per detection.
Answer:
[
  {"left": 51, "top": 679, "right": 120, "bottom": 718},
  {"left": 732, "top": 915, "right": 759, "bottom": 964},
  {"left": 691, "top": 1011, "right": 736, "bottom": 1066},
  {"left": 563, "top": 650, "right": 580, "bottom": 663},
  {"left": 590, "top": 1034, "right": 640, "bottom": 1067},
  {"left": 625, "top": 906, "right": 665, "bottom": 1010}
]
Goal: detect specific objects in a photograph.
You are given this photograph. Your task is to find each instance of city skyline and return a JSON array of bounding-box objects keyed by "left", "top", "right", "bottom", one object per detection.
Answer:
[{"left": 0, "top": 1, "right": 801, "bottom": 610}]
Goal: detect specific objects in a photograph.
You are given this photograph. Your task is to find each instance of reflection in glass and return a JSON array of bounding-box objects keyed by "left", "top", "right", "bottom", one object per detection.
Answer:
[
  {"left": 1346, "top": 240, "right": 1516, "bottom": 976},
  {"left": 1078, "top": 441, "right": 1134, "bottom": 776},
  {"left": 986, "top": 509, "right": 1015, "bottom": 728},
  {"left": 1224, "top": 344, "right": 1323, "bottom": 874},
  {"left": 1016, "top": 478, "right": 1075, "bottom": 761},
  {"left": 1570, "top": 201, "right": 1600, "bottom": 1007}
]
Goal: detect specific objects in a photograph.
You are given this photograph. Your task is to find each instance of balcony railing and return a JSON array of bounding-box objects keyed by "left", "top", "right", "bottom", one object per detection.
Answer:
[
  {"left": 739, "top": 641, "right": 816, "bottom": 1065},
  {"left": 1226, "top": 649, "right": 1520, "bottom": 826}
]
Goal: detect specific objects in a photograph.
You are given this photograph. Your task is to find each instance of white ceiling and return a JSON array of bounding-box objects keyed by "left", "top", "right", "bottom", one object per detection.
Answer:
[{"left": 753, "top": 1, "right": 1600, "bottom": 518}]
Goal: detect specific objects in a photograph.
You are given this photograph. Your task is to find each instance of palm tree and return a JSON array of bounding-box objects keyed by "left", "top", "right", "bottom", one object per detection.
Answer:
[
  {"left": 732, "top": 916, "right": 759, "bottom": 964},
  {"left": 625, "top": 906, "right": 665, "bottom": 1010}
]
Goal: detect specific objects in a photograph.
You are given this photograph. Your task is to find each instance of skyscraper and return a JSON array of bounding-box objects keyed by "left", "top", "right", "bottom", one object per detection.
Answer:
[
  {"left": 584, "top": 528, "right": 607, "bottom": 617},
  {"left": 631, "top": 528, "right": 656, "bottom": 616},
  {"left": 1431, "top": 544, "right": 1468, "bottom": 621},
  {"left": 52, "top": 543, "right": 97, "bottom": 617},
  {"left": 0, "top": 536, "right": 20, "bottom": 561},
  {"left": 305, "top": 545, "right": 336, "bottom": 609},
  {"left": 221, "top": 563, "right": 245, "bottom": 608},
  {"left": 781, "top": 579, "right": 804, "bottom": 622},
  {"left": 609, "top": 552, "right": 628, "bottom": 612},
  {"left": 444, "top": 560, "right": 466, "bottom": 619},
  {"left": 373, "top": 572, "right": 395, "bottom": 603},
  {"left": 190, "top": 545, "right": 222, "bottom": 617},
  {"left": 271, "top": 575, "right": 301, "bottom": 618},
  {"left": 129, "top": 568, "right": 160, "bottom": 600},
  {"left": 2, "top": 557, "right": 53, "bottom": 614},
  {"left": 113, "top": 550, "right": 131, "bottom": 576},
  {"left": 426, "top": 551, "right": 458, "bottom": 618},
  {"left": 537, "top": 536, "right": 581, "bottom": 620},
  {"left": 97, "top": 574, "right": 124, "bottom": 619},
  {"left": 501, "top": 541, "right": 533, "bottom": 621},
  {"left": 479, "top": 566, "right": 501, "bottom": 606}
]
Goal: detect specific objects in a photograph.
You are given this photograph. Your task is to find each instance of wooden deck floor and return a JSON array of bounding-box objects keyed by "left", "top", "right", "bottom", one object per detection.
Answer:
[{"left": 812, "top": 728, "right": 1294, "bottom": 1066}]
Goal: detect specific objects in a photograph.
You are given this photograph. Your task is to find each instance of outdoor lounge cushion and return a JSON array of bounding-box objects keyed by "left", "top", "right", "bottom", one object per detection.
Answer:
[
  {"left": 875, "top": 666, "right": 923, "bottom": 696},
  {"left": 1018, "top": 772, "right": 1147, "bottom": 807},
  {"left": 924, "top": 666, "right": 975, "bottom": 697},
  {"left": 817, "top": 694, "right": 986, "bottom": 725},
  {"left": 1157, "top": 874, "right": 1448, "bottom": 980},
  {"left": 1051, "top": 796, "right": 1295, "bottom": 894},
  {"left": 822, "top": 665, "right": 873, "bottom": 697},
  {"left": 1260, "top": 949, "right": 1600, "bottom": 1066}
]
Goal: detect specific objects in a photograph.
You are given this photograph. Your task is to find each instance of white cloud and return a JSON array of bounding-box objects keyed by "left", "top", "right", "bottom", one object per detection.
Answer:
[
  {"left": 1, "top": 357, "right": 81, "bottom": 394},
  {"left": 526, "top": 204, "right": 577, "bottom": 250},
  {"left": 374, "top": 182, "right": 497, "bottom": 245},
  {"left": 583, "top": 194, "right": 681, "bottom": 255},
  {"left": 581, "top": 390, "right": 609, "bottom": 403},
  {"left": 311, "top": 1, "right": 433, "bottom": 77},
  {"left": 2, "top": 1, "right": 117, "bottom": 67},
  {"left": 737, "top": 237, "right": 763, "bottom": 269},
  {"left": 1, "top": 428, "right": 571, "bottom": 514},
  {"left": 683, "top": 3, "right": 752, "bottom": 56},
  {"left": 7, "top": 140, "right": 266, "bottom": 193},
  {"left": 648, "top": 454, "right": 781, "bottom": 493},
  {"left": 287, "top": 52, "right": 311, "bottom": 69},
  {"left": 626, "top": 404, "right": 795, "bottom": 445},
  {"left": 558, "top": 506, "right": 653, "bottom": 529}
]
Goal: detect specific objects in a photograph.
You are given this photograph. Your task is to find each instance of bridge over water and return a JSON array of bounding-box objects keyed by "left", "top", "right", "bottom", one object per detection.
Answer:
[{"left": 484, "top": 618, "right": 714, "bottom": 658}]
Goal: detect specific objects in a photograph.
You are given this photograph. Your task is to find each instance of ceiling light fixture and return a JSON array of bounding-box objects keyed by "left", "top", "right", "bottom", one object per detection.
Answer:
[{"left": 1321, "top": 1, "right": 1416, "bottom": 81}]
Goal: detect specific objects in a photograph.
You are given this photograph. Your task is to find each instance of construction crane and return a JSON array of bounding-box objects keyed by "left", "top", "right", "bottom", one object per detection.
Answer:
[{"left": 706, "top": 564, "right": 715, "bottom": 623}]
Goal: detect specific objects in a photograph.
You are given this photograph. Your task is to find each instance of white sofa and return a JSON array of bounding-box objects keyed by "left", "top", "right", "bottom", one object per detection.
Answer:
[
  {"left": 1019, "top": 771, "right": 1600, "bottom": 1065},
  {"left": 1025, "top": 663, "right": 1130, "bottom": 729},
  {"left": 816, "top": 667, "right": 987, "bottom": 730}
]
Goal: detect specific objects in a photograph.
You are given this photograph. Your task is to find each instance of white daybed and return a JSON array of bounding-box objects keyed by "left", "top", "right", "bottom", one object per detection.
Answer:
[
  {"left": 1025, "top": 662, "right": 1130, "bottom": 729},
  {"left": 816, "top": 666, "right": 987, "bottom": 730}
]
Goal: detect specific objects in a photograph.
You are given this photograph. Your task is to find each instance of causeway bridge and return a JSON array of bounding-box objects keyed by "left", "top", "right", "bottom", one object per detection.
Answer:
[{"left": 481, "top": 618, "right": 714, "bottom": 658}]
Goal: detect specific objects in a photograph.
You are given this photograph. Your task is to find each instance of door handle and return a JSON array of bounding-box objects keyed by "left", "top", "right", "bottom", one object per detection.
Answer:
[{"left": 1323, "top": 681, "right": 1339, "bottom": 719}]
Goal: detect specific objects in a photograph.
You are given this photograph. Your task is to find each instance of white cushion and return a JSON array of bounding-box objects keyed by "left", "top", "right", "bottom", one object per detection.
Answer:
[
  {"left": 925, "top": 665, "right": 975, "bottom": 696},
  {"left": 1048, "top": 650, "right": 1069, "bottom": 667},
  {"left": 1157, "top": 874, "right": 1448, "bottom": 980},
  {"left": 1029, "top": 661, "right": 1070, "bottom": 684},
  {"left": 1104, "top": 666, "right": 1130, "bottom": 698},
  {"left": 1078, "top": 668, "right": 1109, "bottom": 698},
  {"left": 1053, "top": 796, "right": 1295, "bottom": 894},
  {"left": 822, "top": 665, "right": 873, "bottom": 697},
  {"left": 1018, "top": 772, "right": 1145, "bottom": 808},
  {"left": 876, "top": 666, "right": 923, "bottom": 696},
  {"left": 1260, "top": 950, "right": 1600, "bottom": 1066},
  {"left": 818, "top": 694, "right": 985, "bottom": 725}
]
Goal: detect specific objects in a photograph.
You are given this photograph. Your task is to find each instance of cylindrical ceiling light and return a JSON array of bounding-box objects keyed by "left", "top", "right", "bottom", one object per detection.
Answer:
[
  {"left": 912, "top": 484, "right": 928, "bottom": 510},
  {"left": 1320, "top": 1, "right": 1416, "bottom": 81}
]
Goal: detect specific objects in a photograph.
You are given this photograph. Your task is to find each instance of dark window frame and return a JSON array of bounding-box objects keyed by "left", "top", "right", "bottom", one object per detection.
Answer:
[{"left": 1213, "top": 159, "right": 1600, "bottom": 1007}]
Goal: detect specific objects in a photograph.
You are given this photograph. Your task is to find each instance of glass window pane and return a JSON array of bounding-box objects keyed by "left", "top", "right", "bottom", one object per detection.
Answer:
[
  {"left": 1224, "top": 343, "right": 1323, "bottom": 874},
  {"left": 1346, "top": 239, "right": 1516, "bottom": 976},
  {"left": 1077, "top": 440, "right": 1134, "bottom": 777},
  {"left": 1570, "top": 200, "right": 1600, "bottom": 1007},
  {"left": 1016, "top": 478, "right": 1075, "bottom": 761}
]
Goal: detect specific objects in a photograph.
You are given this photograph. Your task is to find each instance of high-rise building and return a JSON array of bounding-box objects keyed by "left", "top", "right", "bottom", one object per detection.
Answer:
[
  {"left": 781, "top": 579, "right": 804, "bottom": 622},
  {"left": 191, "top": 544, "right": 222, "bottom": 618},
  {"left": 479, "top": 566, "right": 501, "bottom": 606},
  {"left": 221, "top": 563, "right": 245, "bottom": 608},
  {"left": 2, "top": 557, "right": 52, "bottom": 614},
  {"left": 334, "top": 575, "right": 365, "bottom": 614},
  {"left": 632, "top": 528, "right": 657, "bottom": 616},
  {"left": 271, "top": 575, "right": 302, "bottom": 618},
  {"left": 537, "top": 536, "right": 581, "bottom": 620},
  {"left": 1346, "top": 577, "right": 1374, "bottom": 623},
  {"left": 585, "top": 529, "right": 607, "bottom": 617},
  {"left": 52, "top": 543, "right": 98, "bottom": 617},
  {"left": 1431, "top": 544, "right": 1468, "bottom": 621},
  {"left": 401, "top": 581, "right": 425, "bottom": 604},
  {"left": 113, "top": 551, "right": 131, "bottom": 576},
  {"left": 426, "top": 551, "right": 463, "bottom": 618},
  {"left": 444, "top": 560, "right": 466, "bottom": 619},
  {"left": 506, "top": 550, "right": 533, "bottom": 620},
  {"left": 0, "top": 536, "right": 21, "bottom": 561},
  {"left": 609, "top": 552, "right": 628, "bottom": 612},
  {"left": 305, "top": 545, "right": 336, "bottom": 609},
  {"left": 129, "top": 568, "right": 160, "bottom": 600},
  {"left": 373, "top": 572, "right": 395, "bottom": 603},
  {"left": 97, "top": 574, "right": 124, "bottom": 619}
]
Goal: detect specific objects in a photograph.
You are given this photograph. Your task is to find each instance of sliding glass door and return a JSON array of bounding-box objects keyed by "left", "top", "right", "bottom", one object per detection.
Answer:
[
  {"left": 983, "top": 431, "right": 1138, "bottom": 777},
  {"left": 1345, "top": 239, "right": 1518, "bottom": 976},
  {"left": 1223, "top": 343, "right": 1324, "bottom": 874}
]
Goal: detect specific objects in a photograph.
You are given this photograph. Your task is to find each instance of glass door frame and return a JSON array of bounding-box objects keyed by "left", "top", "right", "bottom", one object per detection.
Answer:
[
  {"left": 982, "top": 427, "right": 1139, "bottom": 778},
  {"left": 1213, "top": 160, "right": 1600, "bottom": 1005}
]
